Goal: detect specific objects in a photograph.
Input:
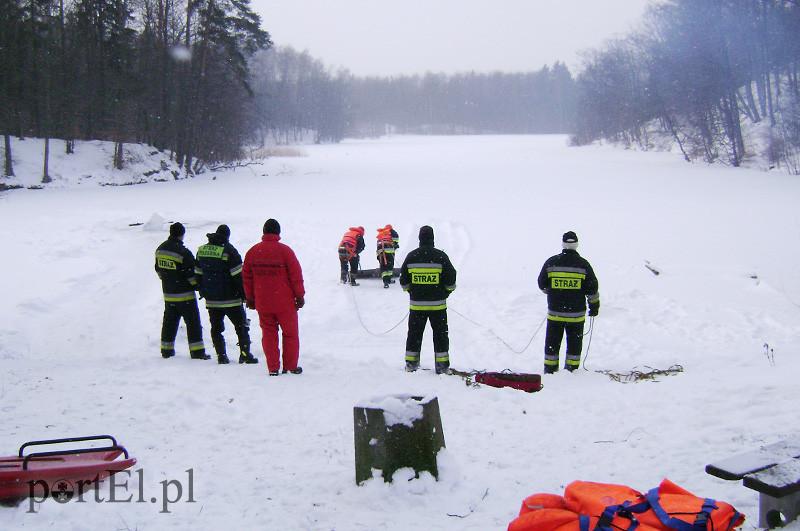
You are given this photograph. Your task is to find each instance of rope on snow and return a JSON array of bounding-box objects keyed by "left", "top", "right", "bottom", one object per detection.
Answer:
[
  {"left": 348, "top": 287, "right": 408, "bottom": 337},
  {"left": 449, "top": 306, "right": 546, "bottom": 355}
]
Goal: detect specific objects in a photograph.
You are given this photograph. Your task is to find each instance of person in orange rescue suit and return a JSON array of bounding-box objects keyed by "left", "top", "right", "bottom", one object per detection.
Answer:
[
  {"left": 339, "top": 226, "right": 365, "bottom": 286},
  {"left": 376, "top": 225, "right": 400, "bottom": 288},
  {"left": 154, "top": 222, "right": 209, "bottom": 360},
  {"left": 400, "top": 225, "right": 457, "bottom": 374},
  {"left": 243, "top": 219, "right": 306, "bottom": 376},
  {"left": 536, "top": 231, "right": 599, "bottom": 373}
]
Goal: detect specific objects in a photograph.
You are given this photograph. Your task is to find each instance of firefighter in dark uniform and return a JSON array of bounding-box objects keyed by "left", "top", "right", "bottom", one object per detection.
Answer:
[
  {"left": 195, "top": 224, "right": 258, "bottom": 365},
  {"left": 537, "top": 231, "right": 600, "bottom": 373},
  {"left": 400, "top": 225, "right": 457, "bottom": 374},
  {"left": 339, "top": 226, "right": 365, "bottom": 286},
  {"left": 154, "top": 222, "right": 209, "bottom": 359},
  {"left": 376, "top": 224, "right": 399, "bottom": 288}
]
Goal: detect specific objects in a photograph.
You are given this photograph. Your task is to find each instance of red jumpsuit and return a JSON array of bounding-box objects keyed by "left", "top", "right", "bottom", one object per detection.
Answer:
[{"left": 242, "top": 234, "right": 305, "bottom": 373}]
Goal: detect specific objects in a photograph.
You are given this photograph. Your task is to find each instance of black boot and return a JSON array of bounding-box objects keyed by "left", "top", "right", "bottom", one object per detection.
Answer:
[
  {"left": 239, "top": 350, "right": 259, "bottom": 364},
  {"left": 217, "top": 354, "right": 230, "bottom": 364}
]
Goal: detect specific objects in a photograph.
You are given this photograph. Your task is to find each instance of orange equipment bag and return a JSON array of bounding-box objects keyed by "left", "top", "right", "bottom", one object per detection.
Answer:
[{"left": 508, "top": 479, "right": 744, "bottom": 531}]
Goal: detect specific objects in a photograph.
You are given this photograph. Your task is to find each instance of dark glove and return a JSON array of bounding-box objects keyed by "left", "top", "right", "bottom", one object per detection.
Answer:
[
  {"left": 295, "top": 296, "right": 305, "bottom": 309},
  {"left": 588, "top": 304, "right": 599, "bottom": 317},
  {"left": 246, "top": 299, "right": 256, "bottom": 310}
]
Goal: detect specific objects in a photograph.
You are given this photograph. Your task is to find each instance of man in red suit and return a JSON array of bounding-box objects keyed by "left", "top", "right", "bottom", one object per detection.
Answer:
[{"left": 243, "top": 219, "right": 306, "bottom": 376}]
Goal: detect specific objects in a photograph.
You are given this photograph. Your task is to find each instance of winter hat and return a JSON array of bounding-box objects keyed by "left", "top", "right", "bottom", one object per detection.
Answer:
[
  {"left": 208, "top": 224, "right": 230, "bottom": 242},
  {"left": 263, "top": 219, "right": 281, "bottom": 235},
  {"left": 562, "top": 231, "right": 578, "bottom": 250},
  {"left": 419, "top": 225, "right": 434, "bottom": 245},
  {"left": 169, "top": 222, "right": 185, "bottom": 238},
  {"left": 356, "top": 226, "right": 365, "bottom": 236}
]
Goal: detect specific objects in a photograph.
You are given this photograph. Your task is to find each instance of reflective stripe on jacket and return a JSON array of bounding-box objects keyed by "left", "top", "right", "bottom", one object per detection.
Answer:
[
  {"left": 155, "top": 236, "right": 198, "bottom": 301},
  {"left": 399, "top": 244, "right": 456, "bottom": 310},
  {"left": 196, "top": 234, "right": 244, "bottom": 306},
  {"left": 537, "top": 249, "right": 599, "bottom": 320}
]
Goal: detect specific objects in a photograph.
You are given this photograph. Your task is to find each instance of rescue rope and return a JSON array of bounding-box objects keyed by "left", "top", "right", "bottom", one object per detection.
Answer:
[
  {"left": 348, "top": 287, "right": 408, "bottom": 337},
  {"left": 595, "top": 364, "right": 684, "bottom": 382},
  {"left": 449, "top": 306, "right": 546, "bottom": 355},
  {"left": 581, "top": 316, "right": 596, "bottom": 371}
]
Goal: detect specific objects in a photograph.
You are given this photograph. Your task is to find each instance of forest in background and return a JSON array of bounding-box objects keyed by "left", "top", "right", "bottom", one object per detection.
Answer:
[
  {"left": 250, "top": 47, "right": 576, "bottom": 144},
  {"left": 0, "top": 0, "right": 271, "bottom": 178},
  {"left": 0, "top": 0, "right": 577, "bottom": 180},
  {"left": 4, "top": 0, "right": 799, "bottom": 178},
  {"left": 573, "top": 0, "right": 800, "bottom": 174}
]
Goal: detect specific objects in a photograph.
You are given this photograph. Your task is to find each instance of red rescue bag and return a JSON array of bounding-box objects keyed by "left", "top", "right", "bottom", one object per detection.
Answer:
[{"left": 474, "top": 371, "right": 542, "bottom": 393}]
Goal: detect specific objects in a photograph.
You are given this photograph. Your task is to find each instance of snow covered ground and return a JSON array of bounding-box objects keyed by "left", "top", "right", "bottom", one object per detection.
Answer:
[{"left": 1, "top": 135, "right": 799, "bottom": 530}]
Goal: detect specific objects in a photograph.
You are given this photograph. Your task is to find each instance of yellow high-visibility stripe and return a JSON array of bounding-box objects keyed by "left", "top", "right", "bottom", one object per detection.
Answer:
[
  {"left": 548, "top": 271, "right": 585, "bottom": 279},
  {"left": 156, "top": 251, "right": 184, "bottom": 263},
  {"left": 410, "top": 304, "right": 447, "bottom": 311},
  {"left": 409, "top": 267, "right": 442, "bottom": 274},
  {"left": 164, "top": 292, "right": 196, "bottom": 302},
  {"left": 206, "top": 299, "right": 242, "bottom": 308}
]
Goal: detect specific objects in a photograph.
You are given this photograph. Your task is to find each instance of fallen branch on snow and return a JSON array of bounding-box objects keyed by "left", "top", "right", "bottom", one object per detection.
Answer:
[{"left": 207, "top": 161, "right": 265, "bottom": 172}]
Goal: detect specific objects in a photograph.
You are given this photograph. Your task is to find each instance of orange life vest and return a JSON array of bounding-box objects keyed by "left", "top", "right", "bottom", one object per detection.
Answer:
[
  {"left": 509, "top": 479, "right": 744, "bottom": 531},
  {"left": 377, "top": 225, "right": 394, "bottom": 247},
  {"left": 339, "top": 227, "right": 364, "bottom": 259}
]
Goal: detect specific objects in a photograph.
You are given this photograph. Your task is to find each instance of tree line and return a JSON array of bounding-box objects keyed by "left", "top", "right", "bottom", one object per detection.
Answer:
[
  {"left": 572, "top": 0, "right": 800, "bottom": 173},
  {"left": 0, "top": 0, "right": 270, "bottom": 180},
  {"left": 248, "top": 49, "right": 577, "bottom": 143},
  {"left": 1, "top": 0, "right": 579, "bottom": 180}
]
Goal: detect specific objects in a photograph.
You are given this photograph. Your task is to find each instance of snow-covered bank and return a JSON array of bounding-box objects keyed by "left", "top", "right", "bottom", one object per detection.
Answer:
[
  {"left": 1, "top": 138, "right": 188, "bottom": 189},
  {"left": 1, "top": 135, "right": 799, "bottom": 530}
]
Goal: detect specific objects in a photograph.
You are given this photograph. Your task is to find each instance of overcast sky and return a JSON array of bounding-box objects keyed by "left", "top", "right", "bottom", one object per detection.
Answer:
[{"left": 251, "top": 0, "right": 654, "bottom": 77}]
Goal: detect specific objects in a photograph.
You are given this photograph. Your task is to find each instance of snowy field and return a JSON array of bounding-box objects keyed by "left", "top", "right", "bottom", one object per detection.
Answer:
[{"left": 1, "top": 135, "right": 799, "bottom": 530}]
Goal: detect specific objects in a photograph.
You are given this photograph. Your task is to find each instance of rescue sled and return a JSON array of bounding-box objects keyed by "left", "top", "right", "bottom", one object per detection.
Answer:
[
  {"left": 0, "top": 435, "right": 136, "bottom": 506},
  {"left": 352, "top": 267, "right": 401, "bottom": 279}
]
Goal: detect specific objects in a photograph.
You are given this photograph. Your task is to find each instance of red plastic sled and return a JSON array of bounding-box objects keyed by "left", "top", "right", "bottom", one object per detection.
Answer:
[{"left": 0, "top": 435, "right": 137, "bottom": 506}]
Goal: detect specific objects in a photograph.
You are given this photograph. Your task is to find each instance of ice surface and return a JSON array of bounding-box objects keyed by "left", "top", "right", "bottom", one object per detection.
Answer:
[{"left": 2, "top": 135, "right": 800, "bottom": 530}]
